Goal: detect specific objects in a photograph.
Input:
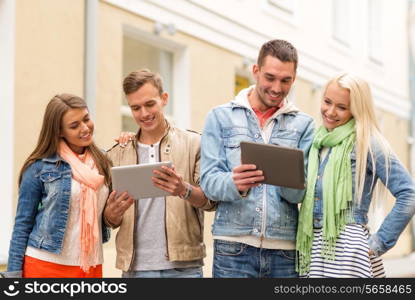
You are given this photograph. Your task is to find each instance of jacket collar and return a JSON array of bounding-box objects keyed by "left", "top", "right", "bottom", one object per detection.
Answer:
[
  {"left": 230, "top": 85, "right": 299, "bottom": 117},
  {"left": 41, "top": 153, "right": 64, "bottom": 163},
  {"left": 133, "top": 118, "right": 171, "bottom": 147}
]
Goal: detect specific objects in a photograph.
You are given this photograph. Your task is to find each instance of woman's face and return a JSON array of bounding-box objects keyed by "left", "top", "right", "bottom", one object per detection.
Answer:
[
  {"left": 60, "top": 108, "right": 94, "bottom": 154},
  {"left": 321, "top": 82, "right": 353, "bottom": 131}
]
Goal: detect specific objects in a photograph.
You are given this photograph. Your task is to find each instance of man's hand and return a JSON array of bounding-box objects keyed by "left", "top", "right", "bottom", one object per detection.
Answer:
[
  {"left": 152, "top": 165, "right": 187, "bottom": 196},
  {"left": 104, "top": 191, "right": 134, "bottom": 227},
  {"left": 232, "top": 164, "right": 264, "bottom": 192},
  {"left": 114, "top": 131, "right": 135, "bottom": 147}
]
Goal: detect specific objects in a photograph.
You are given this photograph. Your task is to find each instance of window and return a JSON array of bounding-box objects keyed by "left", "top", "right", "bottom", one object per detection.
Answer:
[
  {"left": 332, "top": 0, "right": 351, "bottom": 47},
  {"left": 367, "top": 0, "right": 382, "bottom": 64},
  {"left": 235, "top": 74, "right": 251, "bottom": 96},
  {"left": 122, "top": 36, "right": 174, "bottom": 132}
]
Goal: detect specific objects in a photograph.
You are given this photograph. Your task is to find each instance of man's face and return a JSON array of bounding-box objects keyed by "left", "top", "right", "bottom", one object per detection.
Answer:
[
  {"left": 126, "top": 82, "right": 168, "bottom": 133},
  {"left": 252, "top": 55, "right": 296, "bottom": 110}
]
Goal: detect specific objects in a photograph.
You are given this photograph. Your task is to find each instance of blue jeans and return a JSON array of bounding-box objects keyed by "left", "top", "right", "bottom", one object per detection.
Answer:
[
  {"left": 213, "top": 239, "right": 298, "bottom": 278},
  {"left": 122, "top": 266, "right": 203, "bottom": 278}
]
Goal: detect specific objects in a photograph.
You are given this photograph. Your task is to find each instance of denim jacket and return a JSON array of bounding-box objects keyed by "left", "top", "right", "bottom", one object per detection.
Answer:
[
  {"left": 313, "top": 142, "right": 415, "bottom": 256},
  {"left": 201, "top": 87, "right": 315, "bottom": 241},
  {"left": 5, "top": 154, "right": 110, "bottom": 276}
]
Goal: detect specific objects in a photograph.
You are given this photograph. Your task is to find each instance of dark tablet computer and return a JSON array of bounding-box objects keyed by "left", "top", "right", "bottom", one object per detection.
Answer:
[
  {"left": 111, "top": 161, "right": 173, "bottom": 199},
  {"left": 240, "top": 141, "right": 305, "bottom": 189}
]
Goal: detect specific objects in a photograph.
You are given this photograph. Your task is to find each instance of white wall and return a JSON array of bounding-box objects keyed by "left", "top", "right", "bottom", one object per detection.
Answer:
[{"left": 0, "top": 0, "right": 15, "bottom": 264}]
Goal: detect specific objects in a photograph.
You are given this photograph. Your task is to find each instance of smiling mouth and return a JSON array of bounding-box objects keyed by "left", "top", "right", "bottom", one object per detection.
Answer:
[
  {"left": 324, "top": 115, "right": 338, "bottom": 123},
  {"left": 267, "top": 92, "right": 282, "bottom": 100},
  {"left": 80, "top": 132, "right": 91, "bottom": 138},
  {"left": 141, "top": 116, "right": 155, "bottom": 124}
]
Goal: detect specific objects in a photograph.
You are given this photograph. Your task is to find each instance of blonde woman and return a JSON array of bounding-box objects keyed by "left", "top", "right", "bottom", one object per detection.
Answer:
[
  {"left": 296, "top": 73, "right": 415, "bottom": 277},
  {"left": 4, "top": 94, "right": 133, "bottom": 278}
]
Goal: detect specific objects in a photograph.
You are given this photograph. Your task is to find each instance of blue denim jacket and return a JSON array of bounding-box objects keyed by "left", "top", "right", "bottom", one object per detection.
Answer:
[
  {"left": 6, "top": 154, "right": 110, "bottom": 275},
  {"left": 201, "top": 89, "right": 315, "bottom": 241},
  {"left": 313, "top": 143, "right": 415, "bottom": 256}
]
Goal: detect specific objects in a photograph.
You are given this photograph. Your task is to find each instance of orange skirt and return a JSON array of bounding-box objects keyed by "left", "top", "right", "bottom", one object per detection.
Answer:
[{"left": 23, "top": 255, "right": 102, "bottom": 278}]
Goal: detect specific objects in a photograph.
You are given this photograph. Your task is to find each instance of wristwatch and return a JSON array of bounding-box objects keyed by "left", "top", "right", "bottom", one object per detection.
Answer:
[{"left": 179, "top": 183, "right": 193, "bottom": 200}]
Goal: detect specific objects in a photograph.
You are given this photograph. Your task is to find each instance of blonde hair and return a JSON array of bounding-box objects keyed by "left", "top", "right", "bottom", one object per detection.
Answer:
[{"left": 324, "top": 73, "right": 391, "bottom": 204}]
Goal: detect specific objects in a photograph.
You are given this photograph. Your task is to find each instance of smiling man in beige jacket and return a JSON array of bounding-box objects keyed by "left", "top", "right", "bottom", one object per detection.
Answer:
[{"left": 104, "top": 69, "right": 214, "bottom": 278}]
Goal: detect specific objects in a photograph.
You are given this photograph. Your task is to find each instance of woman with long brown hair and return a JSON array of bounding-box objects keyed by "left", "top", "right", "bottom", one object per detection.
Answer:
[{"left": 4, "top": 94, "right": 132, "bottom": 278}]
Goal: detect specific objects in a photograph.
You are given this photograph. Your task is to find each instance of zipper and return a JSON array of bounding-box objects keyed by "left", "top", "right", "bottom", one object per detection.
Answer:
[
  {"left": 127, "top": 139, "right": 139, "bottom": 271},
  {"left": 159, "top": 125, "right": 170, "bottom": 260}
]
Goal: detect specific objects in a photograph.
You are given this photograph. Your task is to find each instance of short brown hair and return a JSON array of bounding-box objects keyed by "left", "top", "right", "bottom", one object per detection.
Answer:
[
  {"left": 123, "top": 69, "right": 164, "bottom": 95},
  {"left": 257, "top": 39, "right": 298, "bottom": 71}
]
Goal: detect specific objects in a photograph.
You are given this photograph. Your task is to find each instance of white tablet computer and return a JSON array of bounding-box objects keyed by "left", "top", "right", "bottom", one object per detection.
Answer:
[
  {"left": 111, "top": 161, "right": 173, "bottom": 199},
  {"left": 240, "top": 141, "right": 305, "bottom": 189}
]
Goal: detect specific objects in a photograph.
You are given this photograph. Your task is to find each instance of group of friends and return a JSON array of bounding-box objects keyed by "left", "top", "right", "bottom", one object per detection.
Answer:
[{"left": 3, "top": 39, "right": 415, "bottom": 278}]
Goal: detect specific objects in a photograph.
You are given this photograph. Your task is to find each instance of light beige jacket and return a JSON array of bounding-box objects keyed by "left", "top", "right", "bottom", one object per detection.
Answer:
[{"left": 106, "top": 123, "right": 214, "bottom": 271}]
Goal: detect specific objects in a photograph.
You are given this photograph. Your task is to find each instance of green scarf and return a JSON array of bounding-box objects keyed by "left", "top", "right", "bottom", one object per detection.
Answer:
[{"left": 296, "top": 119, "right": 356, "bottom": 275}]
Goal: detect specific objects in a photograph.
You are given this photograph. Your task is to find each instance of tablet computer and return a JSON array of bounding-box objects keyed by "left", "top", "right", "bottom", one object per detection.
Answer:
[
  {"left": 111, "top": 161, "right": 173, "bottom": 199},
  {"left": 240, "top": 141, "right": 305, "bottom": 189}
]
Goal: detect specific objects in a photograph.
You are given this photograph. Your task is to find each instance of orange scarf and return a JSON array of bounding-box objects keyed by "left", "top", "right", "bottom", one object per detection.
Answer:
[{"left": 58, "top": 140, "right": 104, "bottom": 272}]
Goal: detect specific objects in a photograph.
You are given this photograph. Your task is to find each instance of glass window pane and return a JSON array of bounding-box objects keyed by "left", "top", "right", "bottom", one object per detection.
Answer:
[
  {"left": 235, "top": 74, "right": 251, "bottom": 95},
  {"left": 332, "top": 0, "right": 350, "bottom": 46}
]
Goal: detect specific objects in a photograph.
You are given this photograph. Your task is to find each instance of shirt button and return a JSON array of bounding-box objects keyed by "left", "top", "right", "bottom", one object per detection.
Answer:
[
  {"left": 151, "top": 154, "right": 154, "bottom": 158},
  {"left": 256, "top": 207, "right": 261, "bottom": 212},
  {"left": 254, "top": 134, "right": 259, "bottom": 138},
  {"left": 150, "top": 144, "right": 154, "bottom": 148}
]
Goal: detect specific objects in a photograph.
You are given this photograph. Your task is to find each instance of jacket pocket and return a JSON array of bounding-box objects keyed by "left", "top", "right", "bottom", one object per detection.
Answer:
[
  {"left": 40, "top": 171, "right": 62, "bottom": 183},
  {"left": 214, "top": 240, "right": 247, "bottom": 256},
  {"left": 40, "top": 171, "right": 62, "bottom": 196},
  {"left": 270, "top": 130, "right": 298, "bottom": 148},
  {"left": 222, "top": 127, "right": 252, "bottom": 168}
]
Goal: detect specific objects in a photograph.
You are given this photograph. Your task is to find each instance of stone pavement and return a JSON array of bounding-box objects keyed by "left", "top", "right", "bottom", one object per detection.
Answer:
[{"left": 383, "top": 252, "right": 415, "bottom": 278}]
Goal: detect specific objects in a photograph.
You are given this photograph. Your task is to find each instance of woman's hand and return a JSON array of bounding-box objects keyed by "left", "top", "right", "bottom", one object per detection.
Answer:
[{"left": 114, "top": 132, "right": 135, "bottom": 147}]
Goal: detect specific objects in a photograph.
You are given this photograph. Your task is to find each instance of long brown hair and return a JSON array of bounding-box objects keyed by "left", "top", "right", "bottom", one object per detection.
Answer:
[{"left": 19, "top": 94, "right": 112, "bottom": 186}]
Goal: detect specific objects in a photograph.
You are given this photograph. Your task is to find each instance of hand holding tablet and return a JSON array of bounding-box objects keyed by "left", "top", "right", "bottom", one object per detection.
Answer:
[{"left": 111, "top": 161, "right": 173, "bottom": 199}]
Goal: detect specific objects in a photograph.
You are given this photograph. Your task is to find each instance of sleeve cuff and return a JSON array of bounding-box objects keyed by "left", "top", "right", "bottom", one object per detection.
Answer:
[
  {"left": 200, "top": 199, "right": 217, "bottom": 211},
  {"left": 368, "top": 233, "right": 386, "bottom": 257},
  {"left": 0, "top": 270, "right": 22, "bottom": 278},
  {"left": 103, "top": 214, "right": 119, "bottom": 229},
  {"left": 239, "top": 189, "right": 250, "bottom": 198}
]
